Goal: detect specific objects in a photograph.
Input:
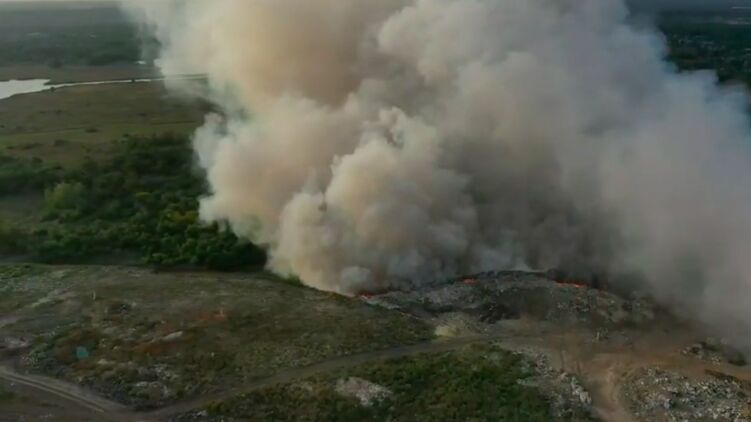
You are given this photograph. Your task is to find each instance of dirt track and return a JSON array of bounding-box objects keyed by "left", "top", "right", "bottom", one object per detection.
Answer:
[
  {"left": 149, "top": 334, "right": 519, "bottom": 418},
  {"left": 2, "top": 335, "right": 515, "bottom": 421},
  {"left": 0, "top": 332, "right": 651, "bottom": 422},
  {"left": 0, "top": 363, "right": 143, "bottom": 422}
]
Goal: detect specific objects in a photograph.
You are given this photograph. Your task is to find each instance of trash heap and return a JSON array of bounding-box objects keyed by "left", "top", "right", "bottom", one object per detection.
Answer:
[
  {"left": 624, "top": 367, "right": 751, "bottom": 421},
  {"left": 365, "top": 271, "right": 657, "bottom": 330}
]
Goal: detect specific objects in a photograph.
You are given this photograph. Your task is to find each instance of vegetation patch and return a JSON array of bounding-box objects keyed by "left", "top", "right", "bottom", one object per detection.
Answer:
[
  {"left": 0, "top": 3, "right": 141, "bottom": 68},
  {"left": 0, "top": 385, "right": 15, "bottom": 402},
  {"left": 180, "top": 344, "right": 567, "bottom": 422},
  {"left": 660, "top": 12, "right": 751, "bottom": 85},
  {"left": 0, "top": 134, "right": 263, "bottom": 270},
  {"left": 1, "top": 266, "right": 433, "bottom": 409},
  {"left": 0, "top": 82, "right": 203, "bottom": 179},
  {"left": 0, "top": 154, "right": 59, "bottom": 196}
]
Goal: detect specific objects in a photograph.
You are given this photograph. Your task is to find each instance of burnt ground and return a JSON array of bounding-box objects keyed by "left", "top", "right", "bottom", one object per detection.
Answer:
[{"left": 0, "top": 266, "right": 750, "bottom": 421}]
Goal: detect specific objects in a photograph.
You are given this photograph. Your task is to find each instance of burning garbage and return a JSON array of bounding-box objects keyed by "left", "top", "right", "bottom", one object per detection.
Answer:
[{"left": 122, "top": 0, "right": 751, "bottom": 350}]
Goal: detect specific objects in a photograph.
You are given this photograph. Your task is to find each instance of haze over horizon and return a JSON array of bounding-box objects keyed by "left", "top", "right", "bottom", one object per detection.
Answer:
[{"left": 3, "top": 0, "right": 751, "bottom": 9}]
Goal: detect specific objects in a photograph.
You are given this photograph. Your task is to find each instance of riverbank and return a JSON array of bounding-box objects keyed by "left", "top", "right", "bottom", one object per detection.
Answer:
[
  {"left": 0, "top": 65, "right": 160, "bottom": 85},
  {"left": 0, "top": 77, "right": 203, "bottom": 169}
]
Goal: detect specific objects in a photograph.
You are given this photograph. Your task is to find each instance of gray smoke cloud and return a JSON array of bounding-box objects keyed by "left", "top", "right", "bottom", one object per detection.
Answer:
[{"left": 122, "top": 0, "right": 751, "bottom": 344}]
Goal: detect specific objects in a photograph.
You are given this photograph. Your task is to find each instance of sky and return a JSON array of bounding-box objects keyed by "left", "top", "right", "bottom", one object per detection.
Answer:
[
  {"left": 2, "top": 0, "right": 751, "bottom": 12},
  {"left": 1, "top": 0, "right": 750, "bottom": 8}
]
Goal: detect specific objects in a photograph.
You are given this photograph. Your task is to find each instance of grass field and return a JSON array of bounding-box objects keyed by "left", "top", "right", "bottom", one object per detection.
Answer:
[
  {"left": 0, "top": 81, "right": 203, "bottom": 168},
  {"left": 187, "top": 343, "right": 574, "bottom": 422},
  {"left": 0, "top": 65, "right": 160, "bottom": 84}
]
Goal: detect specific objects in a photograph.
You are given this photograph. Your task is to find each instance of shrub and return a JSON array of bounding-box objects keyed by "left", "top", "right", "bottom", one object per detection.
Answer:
[
  {"left": 44, "top": 182, "right": 87, "bottom": 216},
  {"left": 31, "top": 134, "right": 266, "bottom": 270}
]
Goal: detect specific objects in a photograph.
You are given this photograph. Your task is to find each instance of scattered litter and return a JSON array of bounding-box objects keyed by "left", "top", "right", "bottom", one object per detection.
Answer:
[
  {"left": 369, "top": 271, "right": 656, "bottom": 328},
  {"left": 335, "top": 377, "right": 393, "bottom": 407},
  {"left": 75, "top": 346, "right": 90, "bottom": 361},
  {"left": 162, "top": 331, "right": 184, "bottom": 342},
  {"left": 624, "top": 367, "right": 751, "bottom": 421}
]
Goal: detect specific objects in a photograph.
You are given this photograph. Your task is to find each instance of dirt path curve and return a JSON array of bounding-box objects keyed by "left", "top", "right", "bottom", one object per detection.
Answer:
[
  {"left": 150, "top": 334, "right": 513, "bottom": 419},
  {"left": 581, "top": 356, "right": 639, "bottom": 422},
  {"left": 4, "top": 332, "right": 683, "bottom": 422},
  {"left": 0, "top": 336, "right": 512, "bottom": 421},
  {"left": 0, "top": 364, "right": 151, "bottom": 422}
]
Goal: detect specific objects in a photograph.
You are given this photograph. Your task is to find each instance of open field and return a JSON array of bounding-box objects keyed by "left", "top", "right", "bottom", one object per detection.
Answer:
[
  {"left": 0, "top": 265, "right": 433, "bottom": 410},
  {"left": 0, "top": 82, "right": 203, "bottom": 168},
  {"left": 0, "top": 2, "right": 140, "bottom": 69},
  {"left": 0, "top": 65, "right": 160, "bottom": 84},
  {"left": 184, "top": 344, "right": 567, "bottom": 422}
]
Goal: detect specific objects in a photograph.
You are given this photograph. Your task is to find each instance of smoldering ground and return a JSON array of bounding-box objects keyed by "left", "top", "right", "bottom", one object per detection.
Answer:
[{"left": 122, "top": 0, "right": 751, "bottom": 348}]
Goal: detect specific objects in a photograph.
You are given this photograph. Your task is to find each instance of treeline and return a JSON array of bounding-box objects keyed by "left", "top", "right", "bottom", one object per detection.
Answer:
[
  {"left": 0, "top": 28, "right": 140, "bottom": 68},
  {"left": 0, "top": 5, "right": 142, "bottom": 67},
  {"left": 660, "top": 15, "right": 751, "bottom": 84},
  {"left": 0, "top": 134, "right": 266, "bottom": 271}
]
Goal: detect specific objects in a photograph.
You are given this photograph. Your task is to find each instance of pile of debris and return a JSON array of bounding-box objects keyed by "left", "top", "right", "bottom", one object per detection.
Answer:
[
  {"left": 334, "top": 377, "right": 393, "bottom": 407},
  {"left": 0, "top": 336, "right": 31, "bottom": 358},
  {"left": 515, "top": 348, "right": 595, "bottom": 421},
  {"left": 365, "top": 271, "right": 656, "bottom": 330},
  {"left": 624, "top": 367, "right": 751, "bottom": 421}
]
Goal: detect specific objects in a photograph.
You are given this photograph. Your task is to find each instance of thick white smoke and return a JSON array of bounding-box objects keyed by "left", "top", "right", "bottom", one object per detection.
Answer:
[{"left": 124, "top": 0, "right": 751, "bottom": 343}]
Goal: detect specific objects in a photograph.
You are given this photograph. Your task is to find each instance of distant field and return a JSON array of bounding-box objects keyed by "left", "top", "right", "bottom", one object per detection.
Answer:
[
  {"left": 0, "top": 64, "right": 160, "bottom": 84},
  {"left": 0, "top": 0, "right": 201, "bottom": 169},
  {"left": 0, "top": 81, "right": 203, "bottom": 168},
  {"left": 0, "top": 2, "right": 141, "bottom": 68}
]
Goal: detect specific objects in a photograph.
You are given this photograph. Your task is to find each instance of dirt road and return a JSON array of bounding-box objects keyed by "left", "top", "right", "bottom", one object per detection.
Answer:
[
  {"left": 7, "top": 328, "right": 746, "bottom": 422},
  {"left": 150, "top": 334, "right": 517, "bottom": 418},
  {"left": 0, "top": 334, "right": 542, "bottom": 421},
  {"left": 0, "top": 364, "right": 146, "bottom": 422}
]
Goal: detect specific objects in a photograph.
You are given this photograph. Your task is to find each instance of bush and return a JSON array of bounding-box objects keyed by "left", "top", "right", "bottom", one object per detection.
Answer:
[
  {"left": 0, "top": 155, "right": 58, "bottom": 195},
  {"left": 44, "top": 182, "right": 87, "bottom": 216},
  {"left": 31, "top": 134, "right": 266, "bottom": 270},
  {"left": 0, "top": 217, "right": 28, "bottom": 254}
]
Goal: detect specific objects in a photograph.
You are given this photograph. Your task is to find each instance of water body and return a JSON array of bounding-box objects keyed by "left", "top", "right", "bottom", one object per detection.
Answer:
[
  {"left": 0, "top": 76, "right": 203, "bottom": 101},
  {"left": 0, "top": 79, "right": 50, "bottom": 101}
]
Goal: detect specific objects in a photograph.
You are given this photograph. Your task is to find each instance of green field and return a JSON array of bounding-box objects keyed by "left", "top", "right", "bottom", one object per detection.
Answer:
[
  {"left": 0, "top": 80, "right": 211, "bottom": 268},
  {"left": 0, "top": 81, "right": 203, "bottom": 168},
  {"left": 0, "top": 1, "right": 141, "bottom": 68},
  {"left": 192, "top": 344, "right": 564, "bottom": 422}
]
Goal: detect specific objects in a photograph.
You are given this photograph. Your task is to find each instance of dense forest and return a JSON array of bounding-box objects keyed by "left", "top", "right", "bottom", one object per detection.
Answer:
[
  {"left": 0, "top": 135, "right": 266, "bottom": 270},
  {"left": 659, "top": 12, "right": 751, "bottom": 84},
  {"left": 0, "top": 4, "right": 143, "bottom": 67}
]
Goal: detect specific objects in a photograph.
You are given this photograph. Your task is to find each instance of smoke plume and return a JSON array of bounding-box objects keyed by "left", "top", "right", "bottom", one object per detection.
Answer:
[{"left": 123, "top": 0, "right": 751, "bottom": 343}]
